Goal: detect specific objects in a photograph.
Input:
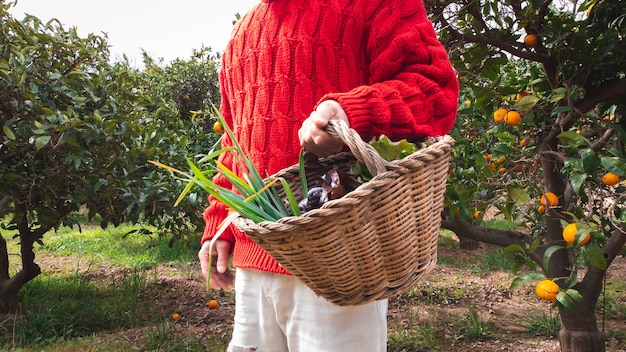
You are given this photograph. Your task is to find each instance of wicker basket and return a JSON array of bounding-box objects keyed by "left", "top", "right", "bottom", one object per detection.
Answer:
[{"left": 233, "top": 120, "right": 454, "bottom": 306}]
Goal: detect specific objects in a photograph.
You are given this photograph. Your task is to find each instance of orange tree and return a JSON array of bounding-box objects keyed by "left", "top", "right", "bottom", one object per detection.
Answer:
[
  {"left": 424, "top": 1, "right": 626, "bottom": 351},
  {"left": 0, "top": 3, "right": 220, "bottom": 312}
]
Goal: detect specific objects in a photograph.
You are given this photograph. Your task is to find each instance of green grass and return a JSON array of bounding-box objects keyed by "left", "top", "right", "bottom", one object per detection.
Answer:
[
  {"left": 388, "top": 309, "right": 440, "bottom": 352},
  {"left": 455, "top": 307, "right": 496, "bottom": 341},
  {"left": 2, "top": 271, "right": 148, "bottom": 348},
  {"left": 1, "top": 222, "right": 208, "bottom": 351},
  {"left": 600, "top": 281, "right": 626, "bottom": 319},
  {"left": 40, "top": 223, "right": 199, "bottom": 268},
  {"left": 520, "top": 310, "right": 561, "bottom": 337}
]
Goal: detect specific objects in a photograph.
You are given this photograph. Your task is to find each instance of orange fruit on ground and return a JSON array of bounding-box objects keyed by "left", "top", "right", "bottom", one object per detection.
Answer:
[
  {"left": 520, "top": 138, "right": 530, "bottom": 147},
  {"left": 540, "top": 192, "right": 559, "bottom": 208},
  {"left": 171, "top": 313, "right": 180, "bottom": 321},
  {"left": 535, "top": 279, "right": 559, "bottom": 302},
  {"left": 602, "top": 172, "right": 620, "bottom": 186},
  {"left": 208, "top": 299, "right": 219, "bottom": 309},
  {"left": 505, "top": 111, "right": 522, "bottom": 126},
  {"left": 562, "top": 223, "right": 591, "bottom": 246},
  {"left": 213, "top": 121, "right": 224, "bottom": 134},
  {"left": 524, "top": 34, "right": 539, "bottom": 48},
  {"left": 494, "top": 108, "right": 508, "bottom": 123}
]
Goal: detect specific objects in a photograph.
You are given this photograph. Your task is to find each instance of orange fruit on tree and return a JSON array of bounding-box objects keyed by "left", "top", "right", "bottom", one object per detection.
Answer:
[
  {"left": 540, "top": 192, "right": 559, "bottom": 208},
  {"left": 494, "top": 108, "right": 508, "bottom": 123},
  {"left": 208, "top": 299, "right": 219, "bottom": 309},
  {"left": 520, "top": 138, "right": 530, "bottom": 147},
  {"left": 535, "top": 279, "right": 559, "bottom": 302},
  {"left": 524, "top": 34, "right": 539, "bottom": 48},
  {"left": 538, "top": 205, "right": 545, "bottom": 213},
  {"left": 602, "top": 172, "right": 620, "bottom": 186},
  {"left": 483, "top": 154, "right": 492, "bottom": 163},
  {"left": 498, "top": 167, "right": 506, "bottom": 174},
  {"left": 562, "top": 223, "right": 590, "bottom": 246},
  {"left": 505, "top": 111, "right": 522, "bottom": 126},
  {"left": 516, "top": 91, "right": 530, "bottom": 100},
  {"left": 213, "top": 121, "right": 224, "bottom": 134},
  {"left": 474, "top": 210, "right": 482, "bottom": 219}
]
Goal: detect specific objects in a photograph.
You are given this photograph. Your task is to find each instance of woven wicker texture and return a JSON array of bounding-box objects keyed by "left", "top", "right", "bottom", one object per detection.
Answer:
[{"left": 234, "top": 120, "right": 454, "bottom": 306}]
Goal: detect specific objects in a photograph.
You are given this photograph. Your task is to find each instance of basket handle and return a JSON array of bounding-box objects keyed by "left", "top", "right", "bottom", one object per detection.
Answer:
[{"left": 324, "top": 119, "right": 389, "bottom": 177}]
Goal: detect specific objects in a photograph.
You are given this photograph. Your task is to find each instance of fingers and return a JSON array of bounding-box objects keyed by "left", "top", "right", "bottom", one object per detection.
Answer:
[
  {"left": 213, "top": 240, "right": 231, "bottom": 274},
  {"left": 198, "top": 239, "right": 234, "bottom": 289},
  {"left": 198, "top": 241, "right": 211, "bottom": 279},
  {"left": 298, "top": 100, "right": 349, "bottom": 157},
  {"left": 210, "top": 267, "right": 235, "bottom": 289}
]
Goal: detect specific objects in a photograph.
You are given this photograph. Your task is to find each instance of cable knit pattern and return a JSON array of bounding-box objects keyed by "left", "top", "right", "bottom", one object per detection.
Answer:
[{"left": 202, "top": 0, "right": 459, "bottom": 275}]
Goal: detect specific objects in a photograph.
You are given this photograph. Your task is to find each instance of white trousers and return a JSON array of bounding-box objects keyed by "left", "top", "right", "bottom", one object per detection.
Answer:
[{"left": 228, "top": 268, "right": 388, "bottom": 352}]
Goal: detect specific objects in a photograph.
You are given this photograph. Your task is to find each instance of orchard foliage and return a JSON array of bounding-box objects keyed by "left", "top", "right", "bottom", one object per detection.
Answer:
[
  {"left": 426, "top": 0, "right": 625, "bottom": 350},
  {"left": 0, "top": 3, "right": 220, "bottom": 312}
]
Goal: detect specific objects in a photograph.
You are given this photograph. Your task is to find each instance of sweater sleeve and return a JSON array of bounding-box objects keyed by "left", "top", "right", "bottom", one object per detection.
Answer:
[
  {"left": 200, "top": 72, "right": 237, "bottom": 246},
  {"left": 319, "top": 0, "right": 458, "bottom": 143}
]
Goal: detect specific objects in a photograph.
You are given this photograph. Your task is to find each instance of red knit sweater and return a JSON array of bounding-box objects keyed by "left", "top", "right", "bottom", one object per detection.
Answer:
[{"left": 201, "top": 0, "right": 459, "bottom": 275}]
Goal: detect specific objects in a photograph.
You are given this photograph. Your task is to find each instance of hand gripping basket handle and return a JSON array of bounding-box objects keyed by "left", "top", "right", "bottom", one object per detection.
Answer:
[{"left": 324, "top": 120, "right": 388, "bottom": 177}]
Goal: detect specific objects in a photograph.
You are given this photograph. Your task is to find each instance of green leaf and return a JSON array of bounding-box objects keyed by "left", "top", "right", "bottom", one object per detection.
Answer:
[
  {"left": 550, "top": 87, "right": 567, "bottom": 102},
  {"left": 542, "top": 245, "right": 565, "bottom": 274},
  {"left": 585, "top": 242, "right": 607, "bottom": 270},
  {"left": 503, "top": 244, "right": 525, "bottom": 255},
  {"left": 601, "top": 157, "right": 626, "bottom": 177},
  {"left": 565, "top": 289, "right": 584, "bottom": 303},
  {"left": 174, "top": 180, "right": 196, "bottom": 207},
  {"left": 513, "top": 95, "right": 540, "bottom": 112},
  {"left": 2, "top": 125, "right": 16, "bottom": 140},
  {"left": 370, "top": 135, "right": 416, "bottom": 161},
  {"left": 569, "top": 171, "right": 587, "bottom": 195},
  {"left": 298, "top": 149, "right": 308, "bottom": 196},
  {"left": 556, "top": 291, "right": 576, "bottom": 310},
  {"left": 508, "top": 186, "right": 529, "bottom": 204},
  {"left": 510, "top": 271, "right": 545, "bottom": 290},
  {"left": 277, "top": 177, "right": 300, "bottom": 217},
  {"left": 557, "top": 131, "right": 590, "bottom": 148},
  {"left": 34, "top": 135, "right": 51, "bottom": 150},
  {"left": 580, "top": 149, "right": 600, "bottom": 173}
]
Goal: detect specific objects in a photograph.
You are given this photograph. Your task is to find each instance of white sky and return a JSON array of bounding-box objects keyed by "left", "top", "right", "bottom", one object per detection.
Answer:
[{"left": 10, "top": 1, "right": 259, "bottom": 65}]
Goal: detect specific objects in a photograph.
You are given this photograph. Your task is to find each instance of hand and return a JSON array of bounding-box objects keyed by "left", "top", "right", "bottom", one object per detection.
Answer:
[
  {"left": 198, "top": 239, "right": 234, "bottom": 289},
  {"left": 298, "top": 100, "right": 349, "bottom": 157}
]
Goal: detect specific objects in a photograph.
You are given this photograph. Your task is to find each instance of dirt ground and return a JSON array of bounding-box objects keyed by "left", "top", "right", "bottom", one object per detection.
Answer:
[{"left": 38, "top": 245, "right": 626, "bottom": 352}]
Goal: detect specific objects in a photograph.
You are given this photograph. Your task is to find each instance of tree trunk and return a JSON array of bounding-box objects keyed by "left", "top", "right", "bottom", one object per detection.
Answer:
[
  {"left": 458, "top": 236, "right": 480, "bottom": 250},
  {"left": 559, "top": 305, "right": 606, "bottom": 352},
  {"left": 0, "top": 233, "right": 17, "bottom": 313},
  {"left": 0, "top": 204, "right": 44, "bottom": 313},
  {"left": 0, "top": 280, "right": 20, "bottom": 313}
]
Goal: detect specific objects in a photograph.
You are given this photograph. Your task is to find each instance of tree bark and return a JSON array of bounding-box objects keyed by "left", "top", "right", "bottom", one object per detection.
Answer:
[
  {"left": 458, "top": 236, "right": 480, "bottom": 250},
  {"left": 0, "top": 203, "right": 43, "bottom": 313},
  {"left": 559, "top": 305, "right": 606, "bottom": 352},
  {"left": 441, "top": 214, "right": 545, "bottom": 263}
]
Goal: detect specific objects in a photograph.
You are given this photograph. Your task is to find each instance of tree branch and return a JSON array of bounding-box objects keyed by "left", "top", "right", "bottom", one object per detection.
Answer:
[
  {"left": 441, "top": 213, "right": 542, "bottom": 260},
  {"left": 578, "top": 77, "right": 626, "bottom": 114},
  {"left": 582, "top": 227, "right": 626, "bottom": 297}
]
